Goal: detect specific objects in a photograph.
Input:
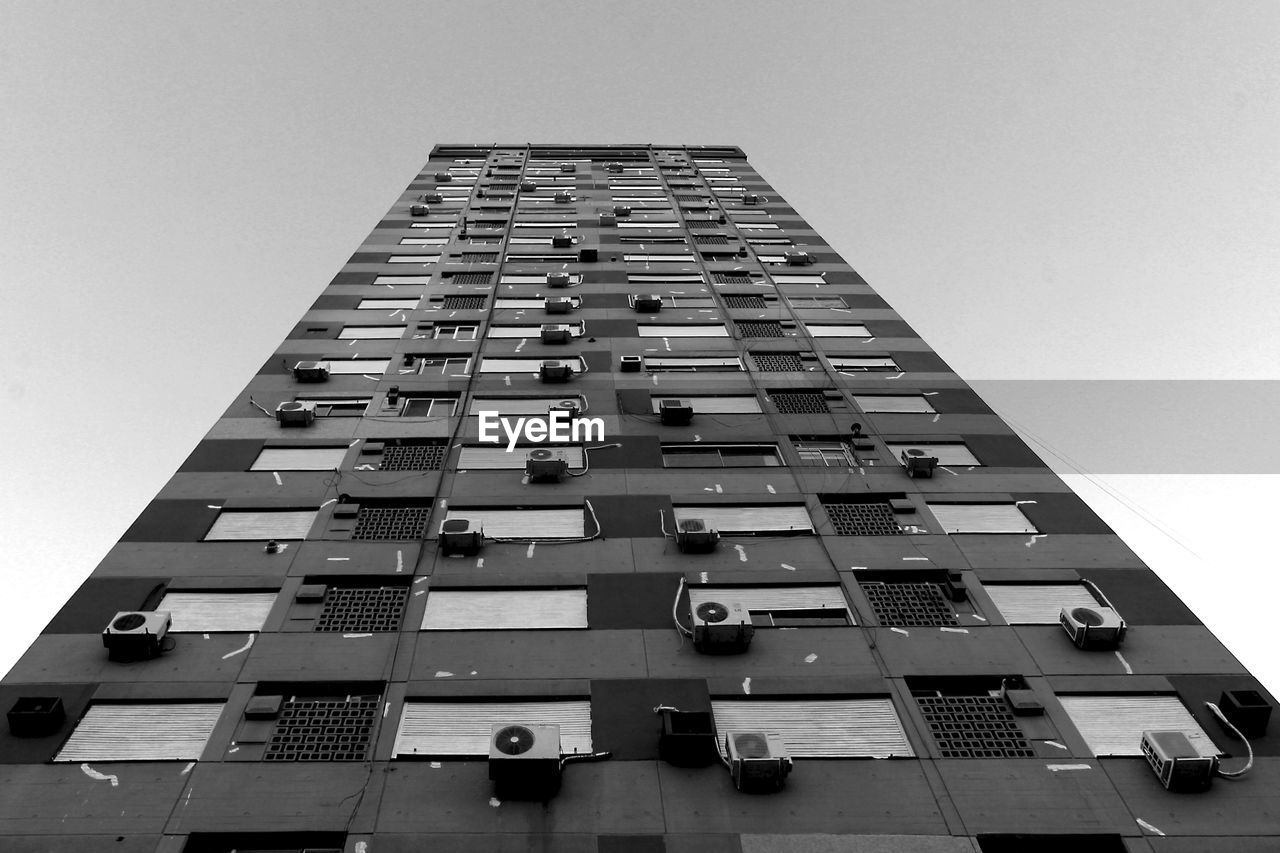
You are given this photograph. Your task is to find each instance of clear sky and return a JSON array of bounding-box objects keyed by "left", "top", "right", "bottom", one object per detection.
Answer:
[{"left": 2, "top": 2, "right": 1279, "bottom": 687}]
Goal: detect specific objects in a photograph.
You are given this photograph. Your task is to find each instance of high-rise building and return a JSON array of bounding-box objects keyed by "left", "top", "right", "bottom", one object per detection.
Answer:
[{"left": 1, "top": 144, "right": 1274, "bottom": 852}]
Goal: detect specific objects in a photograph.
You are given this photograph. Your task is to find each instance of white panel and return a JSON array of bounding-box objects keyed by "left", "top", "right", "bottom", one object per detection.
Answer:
[
  {"left": 629, "top": 274, "right": 704, "bottom": 283},
  {"left": 886, "top": 443, "right": 981, "bottom": 466},
  {"left": 204, "top": 510, "right": 318, "bottom": 541},
  {"left": 469, "top": 397, "right": 584, "bottom": 415},
  {"left": 853, "top": 395, "right": 936, "bottom": 414},
  {"left": 251, "top": 447, "right": 348, "bottom": 471},
  {"left": 690, "top": 586, "right": 852, "bottom": 623},
  {"left": 807, "top": 324, "right": 871, "bottom": 338},
  {"left": 387, "top": 254, "right": 441, "bottom": 263},
  {"left": 445, "top": 508, "right": 584, "bottom": 539},
  {"left": 984, "top": 584, "right": 1102, "bottom": 624},
  {"left": 459, "top": 446, "right": 584, "bottom": 470},
  {"left": 393, "top": 701, "right": 592, "bottom": 757},
  {"left": 1059, "top": 696, "right": 1219, "bottom": 757},
  {"left": 624, "top": 254, "right": 696, "bottom": 262},
  {"left": 157, "top": 592, "right": 277, "bottom": 632},
  {"left": 645, "top": 357, "right": 743, "bottom": 371},
  {"left": 422, "top": 589, "right": 587, "bottom": 629},
  {"left": 712, "top": 699, "right": 913, "bottom": 758},
  {"left": 928, "top": 504, "right": 1038, "bottom": 534},
  {"left": 638, "top": 325, "right": 729, "bottom": 337},
  {"left": 652, "top": 396, "right": 761, "bottom": 414},
  {"left": 337, "top": 326, "right": 406, "bottom": 340},
  {"left": 54, "top": 703, "right": 223, "bottom": 762},
  {"left": 771, "top": 275, "right": 826, "bottom": 284},
  {"left": 358, "top": 298, "right": 421, "bottom": 308},
  {"left": 325, "top": 359, "right": 390, "bottom": 375},
  {"left": 674, "top": 505, "right": 813, "bottom": 534},
  {"left": 479, "top": 358, "right": 584, "bottom": 374},
  {"left": 488, "top": 325, "right": 581, "bottom": 338},
  {"left": 495, "top": 298, "right": 551, "bottom": 309},
  {"left": 832, "top": 357, "right": 899, "bottom": 371},
  {"left": 374, "top": 275, "right": 432, "bottom": 284}
]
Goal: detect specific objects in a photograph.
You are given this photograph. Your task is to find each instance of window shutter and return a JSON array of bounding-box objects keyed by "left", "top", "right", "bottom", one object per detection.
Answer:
[
  {"left": 204, "top": 510, "right": 318, "bottom": 541},
  {"left": 652, "top": 397, "right": 761, "bottom": 414},
  {"left": 886, "top": 443, "right": 980, "bottom": 466},
  {"left": 1059, "top": 696, "right": 1218, "bottom": 757},
  {"left": 689, "top": 586, "right": 853, "bottom": 622},
  {"left": 638, "top": 326, "right": 730, "bottom": 337},
  {"left": 674, "top": 505, "right": 813, "bottom": 534},
  {"left": 984, "top": 584, "right": 1101, "bottom": 624},
  {"left": 469, "top": 397, "right": 584, "bottom": 415},
  {"left": 711, "top": 699, "right": 913, "bottom": 758},
  {"left": 325, "top": 359, "right": 391, "bottom": 375},
  {"left": 251, "top": 447, "right": 348, "bottom": 471},
  {"left": 927, "top": 504, "right": 1038, "bottom": 534},
  {"left": 853, "top": 395, "right": 935, "bottom": 414},
  {"left": 156, "top": 592, "right": 277, "bottom": 632},
  {"left": 393, "top": 701, "right": 592, "bottom": 757},
  {"left": 480, "top": 358, "right": 584, "bottom": 374},
  {"left": 55, "top": 703, "right": 223, "bottom": 762},
  {"left": 808, "top": 325, "right": 871, "bottom": 338},
  {"left": 458, "top": 447, "right": 585, "bottom": 470},
  {"left": 422, "top": 589, "right": 588, "bottom": 629},
  {"left": 445, "top": 508, "right": 585, "bottom": 539}
]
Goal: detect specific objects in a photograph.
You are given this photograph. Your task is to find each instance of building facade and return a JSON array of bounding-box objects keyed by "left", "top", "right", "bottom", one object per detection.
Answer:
[{"left": 1, "top": 144, "right": 1275, "bottom": 852}]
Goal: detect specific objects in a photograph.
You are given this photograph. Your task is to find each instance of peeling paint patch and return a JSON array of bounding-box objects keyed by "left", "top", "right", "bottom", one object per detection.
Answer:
[
  {"left": 939, "top": 627, "right": 969, "bottom": 634},
  {"left": 1025, "top": 534, "right": 1048, "bottom": 548},
  {"left": 272, "top": 472, "right": 283, "bottom": 486},
  {"left": 1136, "top": 818, "right": 1166, "bottom": 836},
  {"left": 435, "top": 671, "right": 454, "bottom": 678},
  {"left": 741, "top": 677, "right": 752, "bottom": 695},
  {"left": 890, "top": 627, "right": 910, "bottom": 637},
  {"left": 489, "top": 797, "right": 502, "bottom": 808},
  {"left": 780, "top": 563, "right": 796, "bottom": 571},
  {"left": 81, "top": 764, "right": 118, "bottom": 786},
  {"left": 221, "top": 634, "right": 255, "bottom": 660},
  {"left": 733, "top": 544, "right": 748, "bottom": 562},
  {"left": 1045, "top": 740, "right": 1067, "bottom": 750},
  {"left": 1115, "top": 651, "right": 1134, "bottom": 674},
  {"left": 526, "top": 543, "right": 536, "bottom": 558},
  {"left": 181, "top": 761, "right": 195, "bottom": 775},
  {"left": 1047, "top": 764, "right": 1092, "bottom": 772},
  {"left": 804, "top": 653, "right": 818, "bottom": 663},
  {"left": 344, "top": 633, "right": 374, "bottom": 639}
]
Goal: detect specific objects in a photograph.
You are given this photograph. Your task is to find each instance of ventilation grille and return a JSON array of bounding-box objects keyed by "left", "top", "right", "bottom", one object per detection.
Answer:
[
  {"left": 724, "top": 295, "right": 767, "bottom": 309},
  {"left": 770, "top": 391, "right": 830, "bottom": 414},
  {"left": 915, "top": 695, "right": 1035, "bottom": 759},
  {"left": 686, "top": 219, "right": 722, "bottom": 230},
  {"left": 693, "top": 234, "right": 730, "bottom": 244},
  {"left": 862, "top": 582, "right": 958, "bottom": 627},
  {"left": 446, "top": 273, "right": 493, "bottom": 285},
  {"left": 262, "top": 695, "right": 381, "bottom": 762},
  {"left": 315, "top": 585, "right": 409, "bottom": 633},
  {"left": 713, "top": 272, "right": 752, "bottom": 284},
  {"left": 823, "top": 501, "right": 903, "bottom": 535},
  {"left": 441, "top": 295, "right": 487, "bottom": 310},
  {"left": 487, "top": 183, "right": 516, "bottom": 192},
  {"left": 674, "top": 194, "right": 703, "bottom": 202},
  {"left": 378, "top": 441, "right": 447, "bottom": 472},
  {"left": 738, "top": 321, "right": 784, "bottom": 338},
  {"left": 351, "top": 506, "right": 433, "bottom": 540},
  {"left": 753, "top": 353, "right": 803, "bottom": 372},
  {"left": 459, "top": 252, "right": 498, "bottom": 263}
]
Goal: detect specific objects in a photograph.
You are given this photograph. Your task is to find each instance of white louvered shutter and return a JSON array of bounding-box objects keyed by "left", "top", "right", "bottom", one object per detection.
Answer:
[
  {"left": 652, "top": 396, "right": 761, "bottom": 414},
  {"left": 1059, "top": 696, "right": 1218, "bottom": 757},
  {"left": 469, "top": 397, "right": 584, "bottom": 415},
  {"left": 928, "top": 504, "right": 1038, "bottom": 534},
  {"left": 55, "top": 703, "right": 223, "bottom": 762},
  {"left": 393, "top": 701, "right": 592, "bottom": 757},
  {"left": 646, "top": 357, "right": 743, "bottom": 371},
  {"left": 251, "top": 447, "right": 348, "bottom": 471},
  {"left": 422, "top": 589, "right": 587, "bottom": 629},
  {"left": 458, "top": 447, "right": 584, "bottom": 470},
  {"left": 480, "top": 358, "right": 583, "bottom": 374},
  {"left": 886, "top": 443, "right": 981, "bottom": 467},
  {"left": 325, "top": 359, "right": 391, "bottom": 375},
  {"left": 853, "top": 395, "right": 935, "bottom": 413},
  {"left": 445, "top": 508, "right": 584, "bottom": 538},
  {"left": 157, "top": 592, "right": 277, "bottom": 632},
  {"left": 807, "top": 324, "right": 871, "bottom": 338},
  {"left": 674, "top": 505, "right": 813, "bottom": 534},
  {"left": 638, "top": 325, "right": 729, "bottom": 337},
  {"left": 689, "top": 586, "right": 853, "bottom": 623},
  {"left": 204, "top": 510, "right": 317, "bottom": 541},
  {"left": 337, "top": 326, "right": 406, "bottom": 339},
  {"left": 985, "top": 584, "right": 1101, "bottom": 624},
  {"left": 712, "top": 699, "right": 913, "bottom": 758}
]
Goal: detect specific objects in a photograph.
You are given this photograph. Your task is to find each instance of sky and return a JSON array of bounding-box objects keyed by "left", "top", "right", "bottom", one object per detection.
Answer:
[{"left": 1, "top": 1, "right": 1279, "bottom": 688}]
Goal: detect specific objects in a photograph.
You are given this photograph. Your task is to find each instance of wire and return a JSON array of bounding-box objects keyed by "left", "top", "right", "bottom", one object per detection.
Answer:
[
  {"left": 1206, "top": 702, "right": 1254, "bottom": 778},
  {"left": 247, "top": 396, "right": 273, "bottom": 418},
  {"left": 560, "top": 751, "right": 612, "bottom": 767},
  {"left": 672, "top": 577, "right": 693, "bottom": 638}
]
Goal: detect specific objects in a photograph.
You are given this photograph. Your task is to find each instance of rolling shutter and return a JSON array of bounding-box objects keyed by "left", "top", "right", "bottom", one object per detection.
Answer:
[
  {"left": 638, "top": 325, "right": 729, "bottom": 337},
  {"left": 325, "top": 359, "right": 391, "bottom": 375},
  {"left": 337, "top": 326, "right": 406, "bottom": 339},
  {"left": 1059, "top": 696, "right": 1218, "bottom": 757},
  {"left": 674, "top": 505, "right": 813, "bottom": 534},
  {"left": 646, "top": 357, "right": 743, "bottom": 371},
  {"left": 204, "top": 510, "right": 318, "bottom": 541},
  {"left": 689, "top": 586, "right": 852, "bottom": 623},
  {"left": 54, "top": 703, "right": 223, "bottom": 762},
  {"left": 928, "top": 504, "right": 1038, "bottom": 534},
  {"left": 772, "top": 274, "right": 826, "bottom": 284},
  {"left": 479, "top": 358, "right": 584, "bottom": 374},
  {"left": 374, "top": 275, "right": 432, "bottom": 284},
  {"left": 393, "top": 700, "right": 592, "bottom": 757},
  {"left": 489, "top": 326, "right": 580, "bottom": 338},
  {"left": 853, "top": 395, "right": 935, "bottom": 414},
  {"left": 469, "top": 397, "right": 584, "bottom": 415},
  {"left": 712, "top": 699, "right": 913, "bottom": 758},
  {"left": 458, "top": 447, "right": 584, "bottom": 470},
  {"left": 886, "top": 443, "right": 981, "bottom": 466},
  {"left": 251, "top": 447, "right": 348, "bottom": 471},
  {"left": 445, "top": 508, "right": 585, "bottom": 538},
  {"left": 156, "top": 592, "right": 277, "bottom": 632},
  {"left": 985, "top": 584, "right": 1101, "bottom": 624},
  {"left": 652, "top": 396, "right": 761, "bottom": 414},
  {"left": 422, "top": 589, "right": 588, "bottom": 629},
  {"left": 807, "top": 325, "right": 871, "bottom": 338}
]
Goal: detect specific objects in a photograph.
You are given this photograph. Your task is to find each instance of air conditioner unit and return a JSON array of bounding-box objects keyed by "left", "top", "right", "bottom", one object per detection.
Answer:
[
  {"left": 525, "top": 449, "right": 570, "bottom": 482},
  {"left": 438, "top": 517, "right": 484, "bottom": 555},
  {"left": 540, "top": 324, "right": 572, "bottom": 344},
  {"left": 539, "top": 360, "right": 574, "bottom": 382},
  {"left": 554, "top": 191, "right": 573, "bottom": 203},
  {"left": 409, "top": 203, "right": 429, "bottom": 217},
  {"left": 292, "top": 361, "right": 331, "bottom": 383},
  {"left": 519, "top": 180, "right": 537, "bottom": 192},
  {"left": 546, "top": 272, "right": 571, "bottom": 288},
  {"left": 1142, "top": 729, "right": 1217, "bottom": 792},
  {"left": 598, "top": 213, "right": 617, "bottom": 227},
  {"left": 676, "top": 518, "right": 719, "bottom": 554},
  {"left": 578, "top": 247, "right": 598, "bottom": 263},
  {"left": 551, "top": 235, "right": 573, "bottom": 249},
  {"left": 1060, "top": 603, "right": 1127, "bottom": 650},
  {"left": 275, "top": 401, "right": 317, "bottom": 427},
  {"left": 434, "top": 172, "right": 453, "bottom": 182},
  {"left": 620, "top": 355, "right": 643, "bottom": 372},
  {"left": 742, "top": 193, "right": 761, "bottom": 205},
  {"left": 613, "top": 204, "right": 632, "bottom": 217},
  {"left": 632, "top": 294, "right": 663, "bottom": 313},
  {"left": 605, "top": 162, "right": 624, "bottom": 173},
  {"left": 900, "top": 448, "right": 938, "bottom": 478},
  {"left": 489, "top": 723, "right": 562, "bottom": 800},
  {"left": 726, "top": 732, "right": 793, "bottom": 793},
  {"left": 548, "top": 400, "right": 581, "bottom": 421},
  {"left": 421, "top": 192, "right": 444, "bottom": 204},
  {"left": 784, "top": 251, "right": 813, "bottom": 266},
  {"left": 659, "top": 399, "right": 694, "bottom": 425},
  {"left": 692, "top": 599, "right": 752, "bottom": 653},
  {"left": 559, "top": 162, "right": 576, "bottom": 173},
  {"left": 544, "top": 297, "right": 574, "bottom": 315},
  {"left": 102, "top": 611, "right": 172, "bottom": 661}
]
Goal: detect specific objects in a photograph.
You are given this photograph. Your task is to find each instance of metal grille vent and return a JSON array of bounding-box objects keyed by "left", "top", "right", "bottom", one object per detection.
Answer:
[
  {"left": 914, "top": 695, "right": 1035, "bottom": 759},
  {"left": 263, "top": 695, "right": 381, "bottom": 762},
  {"left": 823, "top": 501, "right": 903, "bottom": 535},
  {"left": 693, "top": 234, "right": 730, "bottom": 244},
  {"left": 713, "top": 272, "right": 752, "bottom": 284},
  {"left": 459, "top": 252, "right": 498, "bottom": 263},
  {"left": 770, "top": 391, "right": 830, "bottom": 414},
  {"left": 753, "top": 353, "right": 803, "bottom": 372},
  {"left": 724, "top": 295, "right": 767, "bottom": 308},
  {"left": 675, "top": 194, "right": 703, "bottom": 202},
  {"left": 488, "top": 183, "right": 516, "bottom": 192},
  {"left": 351, "top": 506, "right": 433, "bottom": 540},
  {"left": 378, "top": 441, "right": 446, "bottom": 472},
  {"left": 446, "top": 273, "right": 493, "bottom": 285},
  {"left": 441, "top": 296, "right": 487, "bottom": 310},
  {"left": 862, "top": 582, "right": 958, "bottom": 627},
  {"left": 315, "top": 585, "right": 409, "bottom": 632},
  {"left": 686, "top": 219, "right": 722, "bottom": 230}
]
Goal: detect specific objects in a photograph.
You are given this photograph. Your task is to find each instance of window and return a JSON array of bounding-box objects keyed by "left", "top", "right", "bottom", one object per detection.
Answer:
[
  {"left": 54, "top": 703, "right": 224, "bottom": 762},
  {"left": 651, "top": 395, "right": 761, "bottom": 414},
  {"left": 400, "top": 396, "right": 458, "bottom": 417},
  {"left": 503, "top": 253, "right": 576, "bottom": 263},
  {"left": 322, "top": 358, "right": 391, "bottom": 375},
  {"left": 807, "top": 323, "right": 872, "bottom": 338},
  {"left": 409, "top": 223, "right": 456, "bottom": 231},
  {"left": 885, "top": 442, "right": 980, "bottom": 466},
  {"left": 398, "top": 237, "right": 447, "bottom": 246},
  {"left": 927, "top": 503, "right": 1038, "bottom": 534},
  {"left": 156, "top": 591, "right": 278, "bottom": 632},
  {"left": 415, "top": 355, "right": 471, "bottom": 375},
  {"left": 433, "top": 324, "right": 477, "bottom": 341},
  {"left": 711, "top": 699, "right": 913, "bottom": 758},
  {"left": 617, "top": 221, "right": 681, "bottom": 229},
  {"left": 500, "top": 273, "right": 583, "bottom": 285},
  {"left": 663, "top": 444, "right": 781, "bottom": 467},
  {"left": 513, "top": 220, "right": 577, "bottom": 228},
  {"left": 393, "top": 700, "right": 592, "bottom": 758},
  {"left": 831, "top": 356, "right": 899, "bottom": 372},
  {"left": 479, "top": 356, "right": 586, "bottom": 374},
  {"left": 620, "top": 235, "right": 687, "bottom": 244},
  {"left": 624, "top": 253, "right": 697, "bottom": 262},
  {"left": 644, "top": 356, "right": 743, "bottom": 372},
  {"left": 204, "top": 510, "right": 318, "bottom": 541},
  {"left": 673, "top": 505, "right": 813, "bottom": 535},
  {"left": 496, "top": 297, "right": 579, "bottom": 309},
  {"left": 488, "top": 324, "right": 583, "bottom": 339},
  {"left": 422, "top": 589, "right": 588, "bottom": 629},
  {"left": 387, "top": 254, "right": 442, "bottom": 264},
  {"left": 445, "top": 507, "right": 586, "bottom": 538},
  {"left": 690, "top": 585, "right": 852, "bottom": 626},
  {"left": 295, "top": 396, "right": 371, "bottom": 417},
  {"left": 251, "top": 446, "right": 348, "bottom": 471},
  {"left": 468, "top": 396, "right": 585, "bottom": 415},
  {"left": 984, "top": 584, "right": 1105, "bottom": 625},
  {"left": 337, "top": 325, "right": 406, "bottom": 340},
  {"left": 747, "top": 237, "right": 794, "bottom": 246},
  {"left": 458, "top": 446, "right": 585, "bottom": 470},
  {"left": 629, "top": 273, "right": 704, "bottom": 285},
  {"left": 736, "top": 221, "right": 780, "bottom": 230},
  {"left": 638, "top": 324, "right": 729, "bottom": 338},
  {"left": 793, "top": 440, "right": 855, "bottom": 467},
  {"left": 373, "top": 275, "right": 432, "bottom": 285},
  {"left": 853, "top": 395, "right": 936, "bottom": 414},
  {"left": 358, "top": 298, "right": 420, "bottom": 310},
  {"left": 1058, "top": 696, "right": 1218, "bottom": 757}
]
